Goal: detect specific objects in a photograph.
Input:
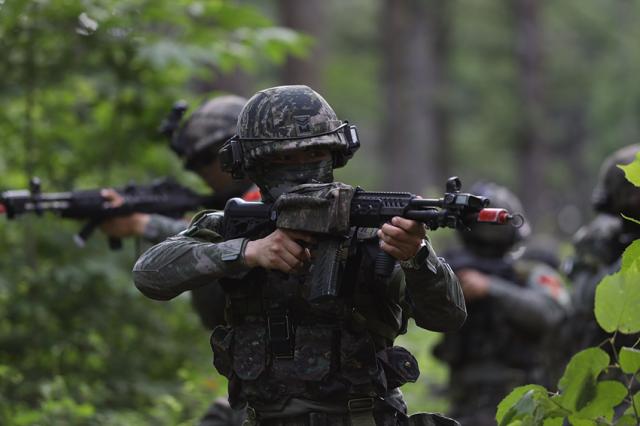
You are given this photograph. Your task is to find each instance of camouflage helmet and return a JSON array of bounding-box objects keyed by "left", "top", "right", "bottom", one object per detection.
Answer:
[
  {"left": 171, "top": 95, "right": 246, "bottom": 170},
  {"left": 459, "top": 182, "right": 531, "bottom": 255},
  {"left": 592, "top": 144, "right": 640, "bottom": 217},
  {"left": 220, "top": 85, "right": 359, "bottom": 176}
]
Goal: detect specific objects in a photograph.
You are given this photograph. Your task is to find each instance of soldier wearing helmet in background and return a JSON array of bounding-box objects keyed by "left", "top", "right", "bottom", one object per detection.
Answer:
[
  {"left": 101, "top": 95, "right": 257, "bottom": 426},
  {"left": 132, "top": 85, "right": 466, "bottom": 425},
  {"left": 433, "top": 182, "right": 570, "bottom": 426},
  {"left": 100, "top": 95, "right": 258, "bottom": 247},
  {"left": 566, "top": 144, "right": 640, "bottom": 354},
  {"left": 100, "top": 95, "right": 259, "bottom": 330}
]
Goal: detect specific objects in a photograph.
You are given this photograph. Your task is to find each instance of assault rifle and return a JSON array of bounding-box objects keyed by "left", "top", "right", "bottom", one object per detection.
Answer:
[
  {"left": 220, "top": 176, "right": 523, "bottom": 302},
  {"left": 0, "top": 177, "right": 226, "bottom": 249}
]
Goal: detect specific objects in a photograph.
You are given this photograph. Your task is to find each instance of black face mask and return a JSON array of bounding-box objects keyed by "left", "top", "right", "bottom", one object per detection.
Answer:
[{"left": 251, "top": 159, "right": 334, "bottom": 201}]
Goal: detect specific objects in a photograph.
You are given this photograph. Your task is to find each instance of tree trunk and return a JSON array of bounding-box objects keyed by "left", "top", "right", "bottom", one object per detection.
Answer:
[
  {"left": 556, "top": 106, "right": 589, "bottom": 234},
  {"left": 381, "top": 0, "right": 432, "bottom": 193},
  {"left": 278, "top": 0, "right": 327, "bottom": 90},
  {"left": 380, "top": 0, "right": 452, "bottom": 193},
  {"left": 425, "top": 0, "right": 453, "bottom": 184},
  {"left": 512, "top": 0, "right": 549, "bottom": 227}
]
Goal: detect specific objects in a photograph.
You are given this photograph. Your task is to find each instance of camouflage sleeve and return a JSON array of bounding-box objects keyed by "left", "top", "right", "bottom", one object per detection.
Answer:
[
  {"left": 487, "top": 263, "right": 571, "bottom": 334},
  {"left": 132, "top": 211, "right": 252, "bottom": 301},
  {"left": 401, "top": 238, "right": 467, "bottom": 332},
  {"left": 142, "top": 214, "right": 190, "bottom": 245}
]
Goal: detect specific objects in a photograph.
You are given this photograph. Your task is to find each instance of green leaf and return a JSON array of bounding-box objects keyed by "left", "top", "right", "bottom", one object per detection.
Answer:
[
  {"left": 556, "top": 348, "right": 610, "bottom": 412},
  {"left": 573, "top": 380, "right": 627, "bottom": 420},
  {"left": 496, "top": 385, "right": 563, "bottom": 426},
  {"left": 621, "top": 240, "right": 640, "bottom": 272},
  {"left": 566, "top": 418, "right": 596, "bottom": 426},
  {"left": 594, "top": 269, "right": 640, "bottom": 333},
  {"left": 542, "top": 419, "right": 563, "bottom": 426},
  {"left": 618, "top": 154, "right": 640, "bottom": 187},
  {"left": 619, "top": 347, "right": 640, "bottom": 374},
  {"left": 617, "top": 415, "right": 639, "bottom": 426},
  {"left": 624, "top": 391, "right": 640, "bottom": 416},
  {"left": 497, "top": 385, "right": 547, "bottom": 424}
]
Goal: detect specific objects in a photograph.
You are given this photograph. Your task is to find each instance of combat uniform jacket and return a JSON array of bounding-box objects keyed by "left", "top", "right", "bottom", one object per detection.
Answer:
[
  {"left": 434, "top": 249, "right": 569, "bottom": 424},
  {"left": 140, "top": 185, "right": 262, "bottom": 331},
  {"left": 139, "top": 185, "right": 260, "bottom": 426},
  {"left": 133, "top": 210, "right": 466, "bottom": 421},
  {"left": 565, "top": 216, "right": 640, "bottom": 419},
  {"left": 568, "top": 214, "right": 638, "bottom": 354}
]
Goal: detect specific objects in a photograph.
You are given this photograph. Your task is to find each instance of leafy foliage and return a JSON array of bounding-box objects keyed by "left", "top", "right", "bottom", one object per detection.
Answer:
[
  {"left": 497, "top": 157, "right": 640, "bottom": 425},
  {"left": 594, "top": 271, "right": 640, "bottom": 334},
  {"left": 0, "top": 1, "right": 305, "bottom": 424},
  {"left": 619, "top": 348, "right": 640, "bottom": 375},
  {"left": 618, "top": 153, "right": 640, "bottom": 188}
]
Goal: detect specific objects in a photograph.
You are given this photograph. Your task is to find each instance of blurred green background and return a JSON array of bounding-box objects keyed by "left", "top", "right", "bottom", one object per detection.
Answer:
[{"left": 1, "top": 0, "right": 639, "bottom": 424}]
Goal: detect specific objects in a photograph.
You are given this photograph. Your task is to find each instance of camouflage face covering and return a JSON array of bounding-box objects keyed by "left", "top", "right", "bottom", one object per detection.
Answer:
[{"left": 249, "top": 159, "right": 334, "bottom": 201}]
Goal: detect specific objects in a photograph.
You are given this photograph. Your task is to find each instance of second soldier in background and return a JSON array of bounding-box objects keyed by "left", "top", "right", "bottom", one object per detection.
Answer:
[
  {"left": 434, "top": 182, "right": 570, "bottom": 426},
  {"left": 101, "top": 95, "right": 254, "bottom": 426}
]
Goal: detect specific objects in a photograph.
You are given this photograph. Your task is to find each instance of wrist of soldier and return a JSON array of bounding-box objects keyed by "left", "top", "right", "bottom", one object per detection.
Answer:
[
  {"left": 400, "top": 240, "right": 429, "bottom": 270},
  {"left": 243, "top": 240, "right": 259, "bottom": 268},
  {"left": 134, "top": 213, "right": 152, "bottom": 236}
]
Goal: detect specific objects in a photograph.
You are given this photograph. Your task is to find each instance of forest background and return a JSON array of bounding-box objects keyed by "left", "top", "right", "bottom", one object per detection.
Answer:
[{"left": 1, "top": 0, "right": 639, "bottom": 424}]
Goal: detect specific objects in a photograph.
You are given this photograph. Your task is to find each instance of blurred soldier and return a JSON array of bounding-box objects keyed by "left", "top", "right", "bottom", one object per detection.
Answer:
[
  {"left": 100, "top": 95, "right": 258, "bottom": 246},
  {"left": 133, "top": 85, "right": 466, "bottom": 425},
  {"left": 567, "top": 144, "right": 640, "bottom": 353},
  {"left": 433, "top": 182, "right": 570, "bottom": 426},
  {"left": 101, "top": 95, "right": 256, "bottom": 426},
  {"left": 101, "top": 95, "right": 259, "bottom": 330}
]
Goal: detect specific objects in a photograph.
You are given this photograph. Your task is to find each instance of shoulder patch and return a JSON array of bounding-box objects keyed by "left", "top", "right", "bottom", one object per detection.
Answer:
[
  {"left": 189, "top": 209, "right": 219, "bottom": 226},
  {"left": 536, "top": 274, "right": 563, "bottom": 299},
  {"left": 180, "top": 210, "right": 224, "bottom": 241}
]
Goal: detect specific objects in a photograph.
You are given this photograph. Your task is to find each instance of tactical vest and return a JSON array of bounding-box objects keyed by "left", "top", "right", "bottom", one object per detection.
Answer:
[
  {"left": 210, "top": 228, "right": 420, "bottom": 411},
  {"left": 190, "top": 185, "right": 262, "bottom": 331}
]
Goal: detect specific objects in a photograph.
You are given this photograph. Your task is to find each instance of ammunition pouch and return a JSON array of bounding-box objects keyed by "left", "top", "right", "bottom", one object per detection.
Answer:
[
  {"left": 376, "top": 346, "right": 420, "bottom": 389},
  {"left": 210, "top": 326, "right": 234, "bottom": 379},
  {"left": 233, "top": 324, "right": 268, "bottom": 381}
]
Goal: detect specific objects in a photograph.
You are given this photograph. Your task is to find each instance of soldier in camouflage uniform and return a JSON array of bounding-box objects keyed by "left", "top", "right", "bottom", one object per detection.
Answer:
[
  {"left": 567, "top": 144, "right": 640, "bottom": 354},
  {"left": 101, "top": 95, "right": 256, "bottom": 426},
  {"left": 100, "top": 95, "right": 258, "bottom": 246},
  {"left": 133, "top": 85, "right": 466, "bottom": 426},
  {"left": 433, "top": 182, "right": 570, "bottom": 426},
  {"left": 101, "top": 94, "right": 260, "bottom": 330}
]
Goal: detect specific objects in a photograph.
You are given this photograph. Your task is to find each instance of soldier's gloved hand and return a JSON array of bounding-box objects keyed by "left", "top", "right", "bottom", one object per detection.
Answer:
[
  {"left": 99, "top": 188, "right": 150, "bottom": 238},
  {"left": 377, "top": 216, "right": 426, "bottom": 261},
  {"left": 244, "top": 229, "right": 314, "bottom": 273},
  {"left": 457, "top": 269, "right": 490, "bottom": 301}
]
